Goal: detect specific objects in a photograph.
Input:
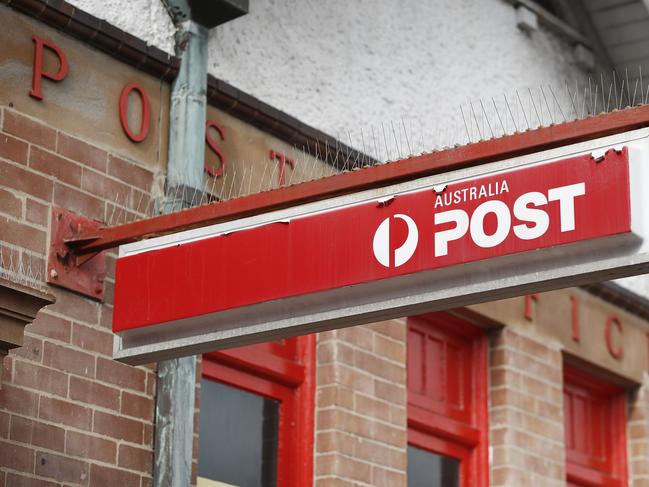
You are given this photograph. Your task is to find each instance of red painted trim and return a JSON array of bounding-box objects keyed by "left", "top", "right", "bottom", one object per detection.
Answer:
[
  {"left": 69, "top": 105, "right": 649, "bottom": 255},
  {"left": 408, "top": 407, "right": 481, "bottom": 446},
  {"left": 119, "top": 82, "right": 151, "bottom": 143},
  {"left": 203, "top": 347, "right": 305, "bottom": 387},
  {"left": 201, "top": 335, "right": 315, "bottom": 487},
  {"left": 296, "top": 333, "right": 316, "bottom": 485},
  {"left": 564, "top": 365, "right": 627, "bottom": 486}
]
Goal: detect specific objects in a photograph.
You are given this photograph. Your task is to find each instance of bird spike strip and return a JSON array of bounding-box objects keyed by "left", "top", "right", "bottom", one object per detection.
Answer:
[{"left": 61, "top": 71, "right": 649, "bottom": 258}]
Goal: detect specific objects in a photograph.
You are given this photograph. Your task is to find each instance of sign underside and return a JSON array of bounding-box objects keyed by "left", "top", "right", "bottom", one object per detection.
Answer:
[{"left": 113, "top": 128, "right": 649, "bottom": 364}]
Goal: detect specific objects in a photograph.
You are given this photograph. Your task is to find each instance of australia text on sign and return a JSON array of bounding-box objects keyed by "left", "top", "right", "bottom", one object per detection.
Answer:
[{"left": 112, "top": 128, "right": 649, "bottom": 364}]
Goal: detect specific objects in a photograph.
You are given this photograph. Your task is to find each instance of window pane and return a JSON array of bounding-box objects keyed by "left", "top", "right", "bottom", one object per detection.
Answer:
[
  {"left": 407, "top": 446, "right": 459, "bottom": 487},
  {"left": 199, "top": 380, "right": 279, "bottom": 487}
]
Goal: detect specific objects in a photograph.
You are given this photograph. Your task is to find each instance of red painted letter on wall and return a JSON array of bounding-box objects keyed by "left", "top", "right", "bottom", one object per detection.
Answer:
[
  {"left": 269, "top": 150, "right": 295, "bottom": 186},
  {"left": 30, "top": 35, "right": 69, "bottom": 100},
  {"left": 119, "top": 83, "right": 150, "bottom": 143},
  {"left": 570, "top": 294, "right": 580, "bottom": 343},
  {"left": 205, "top": 120, "right": 226, "bottom": 177},
  {"left": 605, "top": 316, "right": 624, "bottom": 359}
]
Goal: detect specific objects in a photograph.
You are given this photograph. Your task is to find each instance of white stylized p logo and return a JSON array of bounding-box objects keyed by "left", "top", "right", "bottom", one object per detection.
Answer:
[{"left": 373, "top": 214, "right": 419, "bottom": 268}]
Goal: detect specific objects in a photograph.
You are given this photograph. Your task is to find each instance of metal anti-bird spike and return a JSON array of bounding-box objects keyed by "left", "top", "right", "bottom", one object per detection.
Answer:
[{"left": 94, "top": 66, "right": 649, "bottom": 228}]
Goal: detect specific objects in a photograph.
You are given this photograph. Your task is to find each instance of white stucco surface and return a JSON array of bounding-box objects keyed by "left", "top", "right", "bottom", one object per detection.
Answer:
[
  {"left": 68, "top": 0, "right": 584, "bottom": 142},
  {"left": 67, "top": 0, "right": 176, "bottom": 54},
  {"left": 64, "top": 0, "right": 648, "bottom": 298}
]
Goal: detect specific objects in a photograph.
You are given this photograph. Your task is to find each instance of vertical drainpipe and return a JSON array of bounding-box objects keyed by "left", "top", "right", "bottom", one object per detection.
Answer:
[
  {"left": 154, "top": 17, "right": 206, "bottom": 487},
  {"left": 166, "top": 19, "right": 209, "bottom": 203},
  {"left": 155, "top": 2, "right": 248, "bottom": 486}
]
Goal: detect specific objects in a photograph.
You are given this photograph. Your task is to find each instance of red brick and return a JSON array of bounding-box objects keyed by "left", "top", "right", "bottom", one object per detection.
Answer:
[
  {"left": 0, "top": 133, "right": 29, "bottom": 164},
  {"left": 99, "top": 304, "right": 113, "bottom": 330},
  {"left": 39, "top": 396, "right": 92, "bottom": 430},
  {"left": 0, "top": 384, "right": 39, "bottom": 416},
  {"left": 1, "top": 353, "right": 11, "bottom": 382},
  {"left": 141, "top": 476, "right": 153, "bottom": 487},
  {"left": 25, "top": 199, "right": 49, "bottom": 227},
  {"left": 42, "top": 342, "right": 95, "bottom": 378},
  {"left": 0, "top": 440, "right": 34, "bottom": 471},
  {"left": 0, "top": 411, "right": 9, "bottom": 438},
  {"left": 69, "top": 376, "right": 120, "bottom": 411},
  {"left": 5, "top": 473, "right": 58, "bottom": 487},
  {"left": 52, "top": 182, "right": 104, "bottom": 222},
  {"left": 108, "top": 155, "right": 153, "bottom": 191},
  {"left": 0, "top": 187, "right": 22, "bottom": 218},
  {"left": 47, "top": 287, "right": 99, "bottom": 324},
  {"left": 118, "top": 444, "right": 153, "bottom": 473},
  {"left": 27, "top": 313, "right": 71, "bottom": 343},
  {"left": 96, "top": 357, "right": 146, "bottom": 392},
  {"left": 82, "top": 167, "right": 132, "bottom": 202},
  {"left": 57, "top": 133, "right": 108, "bottom": 172},
  {"left": 29, "top": 146, "right": 82, "bottom": 186},
  {"left": 66, "top": 430, "right": 117, "bottom": 464},
  {"left": 145, "top": 371, "right": 156, "bottom": 396},
  {"left": 10, "top": 416, "right": 65, "bottom": 452},
  {"left": 0, "top": 159, "right": 53, "bottom": 201},
  {"left": 372, "top": 466, "right": 405, "bottom": 487},
  {"left": 375, "top": 379, "right": 404, "bottom": 403},
  {"left": 71, "top": 322, "right": 113, "bottom": 356},
  {"left": 3, "top": 111, "right": 56, "bottom": 150},
  {"left": 0, "top": 217, "right": 46, "bottom": 254},
  {"left": 90, "top": 464, "right": 140, "bottom": 487},
  {"left": 13, "top": 360, "right": 68, "bottom": 398},
  {"left": 9, "top": 334, "right": 43, "bottom": 363},
  {"left": 94, "top": 410, "right": 144, "bottom": 444},
  {"left": 143, "top": 423, "right": 153, "bottom": 448},
  {"left": 373, "top": 334, "right": 406, "bottom": 363},
  {"left": 121, "top": 391, "right": 153, "bottom": 421},
  {"left": 354, "top": 350, "right": 404, "bottom": 382},
  {"left": 35, "top": 451, "right": 89, "bottom": 485}
]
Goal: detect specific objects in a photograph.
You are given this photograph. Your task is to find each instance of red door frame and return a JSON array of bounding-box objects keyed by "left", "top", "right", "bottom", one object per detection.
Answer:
[
  {"left": 202, "top": 335, "right": 316, "bottom": 486},
  {"left": 407, "top": 312, "right": 489, "bottom": 487},
  {"left": 564, "top": 365, "right": 628, "bottom": 487}
]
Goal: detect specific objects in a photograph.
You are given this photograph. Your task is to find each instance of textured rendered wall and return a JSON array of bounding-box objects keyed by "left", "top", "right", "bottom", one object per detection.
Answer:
[{"left": 66, "top": 0, "right": 583, "bottom": 143}]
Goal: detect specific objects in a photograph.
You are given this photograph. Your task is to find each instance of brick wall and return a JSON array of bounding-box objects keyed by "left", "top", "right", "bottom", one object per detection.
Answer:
[
  {"left": 0, "top": 107, "right": 158, "bottom": 486},
  {"left": 489, "top": 327, "right": 565, "bottom": 487},
  {"left": 628, "top": 373, "right": 649, "bottom": 484},
  {"left": 314, "top": 320, "right": 407, "bottom": 487}
]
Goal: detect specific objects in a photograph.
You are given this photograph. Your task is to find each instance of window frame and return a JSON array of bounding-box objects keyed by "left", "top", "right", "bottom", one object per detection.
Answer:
[
  {"left": 563, "top": 364, "right": 628, "bottom": 487},
  {"left": 201, "top": 335, "right": 316, "bottom": 486},
  {"left": 407, "top": 312, "right": 489, "bottom": 487}
]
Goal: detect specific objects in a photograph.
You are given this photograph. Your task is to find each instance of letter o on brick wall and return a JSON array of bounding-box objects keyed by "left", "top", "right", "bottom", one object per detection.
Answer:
[{"left": 119, "top": 83, "right": 150, "bottom": 143}]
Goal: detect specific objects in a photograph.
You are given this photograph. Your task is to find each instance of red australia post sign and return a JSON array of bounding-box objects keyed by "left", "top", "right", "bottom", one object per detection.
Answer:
[{"left": 112, "top": 142, "right": 646, "bottom": 363}]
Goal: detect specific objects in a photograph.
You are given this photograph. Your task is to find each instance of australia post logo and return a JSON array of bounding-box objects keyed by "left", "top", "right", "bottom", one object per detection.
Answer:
[
  {"left": 372, "top": 214, "right": 419, "bottom": 268},
  {"left": 371, "top": 166, "right": 597, "bottom": 270}
]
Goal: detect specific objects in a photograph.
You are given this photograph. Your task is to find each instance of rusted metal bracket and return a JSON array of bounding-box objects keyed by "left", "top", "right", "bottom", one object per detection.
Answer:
[{"left": 47, "top": 207, "right": 106, "bottom": 301}]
